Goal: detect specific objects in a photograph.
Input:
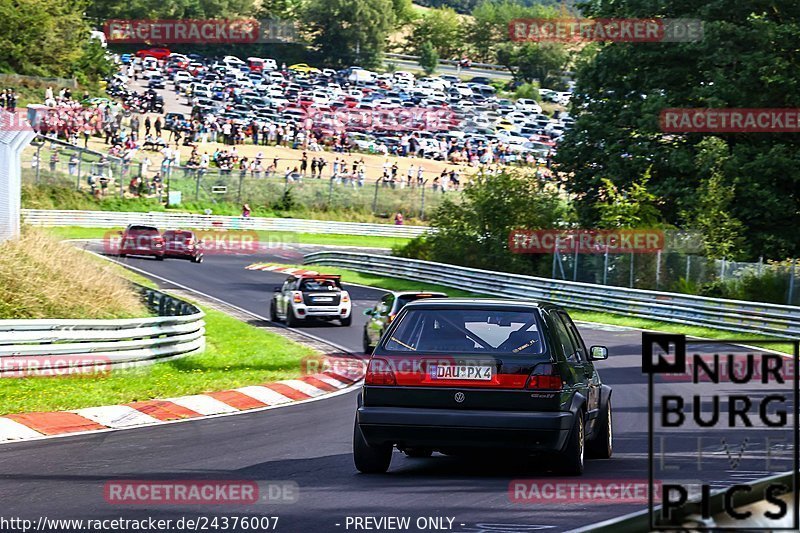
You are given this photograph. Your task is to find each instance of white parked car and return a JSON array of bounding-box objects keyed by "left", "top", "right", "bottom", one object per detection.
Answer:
[{"left": 515, "top": 98, "right": 543, "bottom": 114}]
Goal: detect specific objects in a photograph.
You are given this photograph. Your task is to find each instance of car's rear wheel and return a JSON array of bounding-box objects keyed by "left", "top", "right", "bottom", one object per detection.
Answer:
[
  {"left": 192, "top": 255, "right": 203, "bottom": 264},
  {"left": 353, "top": 419, "right": 392, "bottom": 473},
  {"left": 403, "top": 448, "right": 432, "bottom": 458},
  {"left": 286, "top": 307, "right": 299, "bottom": 327},
  {"left": 559, "top": 411, "right": 585, "bottom": 476},
  {"left": 155, "top": 255, "right": 164, "bottom": 261},
  {"left": 269, "top": 301, "right": 278, "bottom": 322},
  {"left": 587, "top": 400, "right": 613, "bottom": 459},
  {"left": 341, "top": 314, "right": 352, "bottom": 327}
]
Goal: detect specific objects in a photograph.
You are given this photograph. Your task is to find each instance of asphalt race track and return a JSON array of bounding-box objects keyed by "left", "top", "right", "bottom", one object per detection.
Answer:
[{"left": 0, "top": 247, "right": 793, "bottom": 532}]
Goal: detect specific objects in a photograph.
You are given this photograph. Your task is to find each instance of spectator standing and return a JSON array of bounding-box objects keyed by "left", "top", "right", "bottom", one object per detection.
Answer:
[
  {"left": 154, "top": 117, "right": 162, "bottom": 137},
  {"left": 144, "top": 116, "right": 151, "bottom": 136},
  {"left": 300, "top": 152, "right": 308, "bottom": 175}
]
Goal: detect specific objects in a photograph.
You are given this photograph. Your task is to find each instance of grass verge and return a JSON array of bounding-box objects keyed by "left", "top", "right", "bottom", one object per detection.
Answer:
[
  {"left": 0, "top": 306, "right": 317, "bottom": 415},
  {"left": 0, "top": 229, "right": 148, "bottom": 319},
  {"left": 42, "top": 226, "right": 411, "bottom": 249}
]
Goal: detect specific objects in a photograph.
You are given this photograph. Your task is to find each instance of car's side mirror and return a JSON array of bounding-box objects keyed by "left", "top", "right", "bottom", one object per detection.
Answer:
[
  {"left": 589, "top": 346, "right": 609, "bottom": 361},
  {"left": 364, "top": 309, "right": 374, "bottom": 316},
  {"left": 273, "top": 287, "right": 281, "bottom": 292}
]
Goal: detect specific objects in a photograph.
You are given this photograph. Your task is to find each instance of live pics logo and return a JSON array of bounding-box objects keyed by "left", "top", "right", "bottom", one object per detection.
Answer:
[{"left": 643, "top": 333, "right": 800, "bottom": 530}]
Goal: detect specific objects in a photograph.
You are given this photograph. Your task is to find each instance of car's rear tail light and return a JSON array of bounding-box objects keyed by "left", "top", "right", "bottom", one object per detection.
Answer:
[
  {"left": 365, "top": 358, "right": 396, "bottom": 386},
  {"left": 292, "top": 292, "right": 303, "bottom": 303},
  {"left": 526, "top": 363, "right": 563, "bottom": 390},
  {"left": 387, "top": 313, "right": 396, "bottom": 323},
  {"left": 341, "top": 291, "right": 350, "bottom": 303}
]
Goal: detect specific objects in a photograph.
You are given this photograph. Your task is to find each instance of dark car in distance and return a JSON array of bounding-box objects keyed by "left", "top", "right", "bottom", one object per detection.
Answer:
[
  {"left": 162, "top": 230, "right": 203, "bottom": 263},
  {"left": 118, "top": 225, "right": 164, "bottom": 260},
  {"left": 353, "top": 299, "right": 612, "bottom": 475},
  {"left": 362, "top": 291, "right": 448, "bottom": 354}
]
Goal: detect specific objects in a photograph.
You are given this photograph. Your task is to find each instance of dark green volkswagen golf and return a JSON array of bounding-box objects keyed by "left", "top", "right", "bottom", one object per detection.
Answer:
[{"left": 353, "top": 299, "right": 612, "bottom": 475}]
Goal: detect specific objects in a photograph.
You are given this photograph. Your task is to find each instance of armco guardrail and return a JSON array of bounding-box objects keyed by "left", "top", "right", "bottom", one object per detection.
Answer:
[
  {"left": 0, "top": 287, "right": 205, "bottom": 375},
  {"left": 21, "top": 209, "right": 430, "bottom": 239},
  {"left": 303, "top": 252, "right": 800, "bottom": 338},
  {"left": 385, "top": 53, "right": 508, "bottom": 73}
]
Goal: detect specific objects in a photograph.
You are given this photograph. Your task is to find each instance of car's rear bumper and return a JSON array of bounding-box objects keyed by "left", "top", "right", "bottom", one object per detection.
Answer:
[
  {"left": 120, "top": 248, "right": 163, "bottom": 256},
  {"left": 294, "top": 304, "right": 351, "bottom": 319},
  {"left": 357, "top": 406, "right": 573, "bottom": 452}
]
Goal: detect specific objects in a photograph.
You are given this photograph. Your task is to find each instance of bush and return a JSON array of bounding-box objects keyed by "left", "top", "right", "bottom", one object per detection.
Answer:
[
  {"left": 514, "top": 82, "right": 540, "bottom": 101},
  {"left": 393, "top": 235, "right": 432, "bottom": 261}
]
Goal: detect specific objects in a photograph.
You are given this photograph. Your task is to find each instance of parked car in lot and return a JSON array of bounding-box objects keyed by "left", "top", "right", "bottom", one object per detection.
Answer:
[
  {"left": 148, "top": 76, "right": 166, "bottom": 89},
  {"left": 136, "top": 48, "right": 171, "bottom": 60},
  {"left": 271, "top": 274, "right": 352, "bottom": 326},
  {"left": 118, "top": 225, "right": 165, "bottom": 260},
  {"left": 353, "top": 299, "right": 612, "bottom": 474},
  {"left": 363, "top": 292, "right": 448, "bottom": 353},
  {"left": 162, "top": 230, "right": 203, "bottom": 263}
]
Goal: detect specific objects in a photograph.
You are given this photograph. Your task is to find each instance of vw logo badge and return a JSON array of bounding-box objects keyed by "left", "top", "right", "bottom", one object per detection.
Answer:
[{"left": 454, "top": 392, "right": 465, "bottom": 403}]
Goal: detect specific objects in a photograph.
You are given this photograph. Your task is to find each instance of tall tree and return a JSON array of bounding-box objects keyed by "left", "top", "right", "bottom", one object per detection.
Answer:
[
  {"left": 0, "top": 0, "right": 88, "bottom": 77},
  {"left": 407, "top": 7, "right": 463, "bottom": 58},
  {"left": 418, "top": 40, "right": 439, "bottom": 74},
  {"left": 303, "top": 0, "right": 395, "bottom": 68},
  {"left": 556, "top": 0, "right": 800, "bottom": 259},
  {"left": 496, "top": 41, "right": 569, "bottom": 87}
]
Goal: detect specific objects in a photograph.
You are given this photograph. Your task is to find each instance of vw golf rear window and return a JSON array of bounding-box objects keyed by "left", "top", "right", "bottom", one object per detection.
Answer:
[{"left": 384, "top": 308, "right": 544, "bottom": 355}]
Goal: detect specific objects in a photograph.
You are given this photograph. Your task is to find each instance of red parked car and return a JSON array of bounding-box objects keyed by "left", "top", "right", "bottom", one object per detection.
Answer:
[
  {"left": 135, "top": 48, "right": 171, "bottom": 60},
  {"left": 162, "top": 230, "right": 204, "bottom": 263},
  {"left": 118, "top": 225, "right": 165, "bottom": 260}
]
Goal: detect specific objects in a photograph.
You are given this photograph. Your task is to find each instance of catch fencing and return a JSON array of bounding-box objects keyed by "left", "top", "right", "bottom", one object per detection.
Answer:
[
  {"left": 303, "top": 252, "right": 800, "bottom": 338},
  {"left": 22, "top": 137, "right": 460, "bottom": 219},
  {"left": 21, "top": 209, "right": 430, "bottom": 238},
  {"left": 0, "top": 287, "right": 205, "bottom": 376}
]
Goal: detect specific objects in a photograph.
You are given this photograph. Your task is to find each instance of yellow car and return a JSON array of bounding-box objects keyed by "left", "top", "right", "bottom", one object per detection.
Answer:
[
  {"left": 496, "top": 119, "right": 515, "bottom": 131},
  {"left": 288, "top": 63, "right": 321, "bottom": 74}
]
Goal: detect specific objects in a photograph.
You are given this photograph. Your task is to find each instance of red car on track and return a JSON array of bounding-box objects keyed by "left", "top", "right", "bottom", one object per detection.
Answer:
[
  {"left": 118, "top": 225, "right": 165, "bottom": 260},
  {"left": 136, "top": 48, "right": 171, "bottom": 60},
  {"left": 163, "top": 230, "right": 204, "bottom": 263}
]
